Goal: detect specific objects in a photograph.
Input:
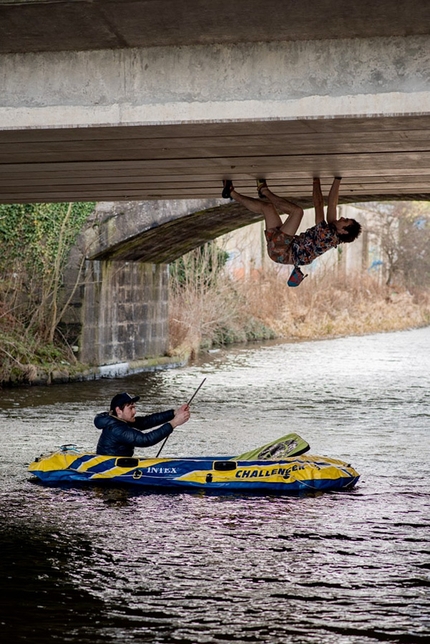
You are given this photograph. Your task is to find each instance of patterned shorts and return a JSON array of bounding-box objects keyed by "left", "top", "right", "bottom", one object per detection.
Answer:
[{"left": 265, "top": 227, "right": 294, "bottom": 265}]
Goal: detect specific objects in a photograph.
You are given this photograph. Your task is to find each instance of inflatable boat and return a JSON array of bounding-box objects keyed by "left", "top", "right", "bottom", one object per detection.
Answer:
[{"left": 28, "top": 433, "right": 360, "bottom": 494}]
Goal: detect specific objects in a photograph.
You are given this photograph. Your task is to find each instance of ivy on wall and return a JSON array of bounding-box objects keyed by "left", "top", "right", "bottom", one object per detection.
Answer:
[
  {"left": 0, "top": 202, "right": 94, "bottom": 272},
  {"left": 0, "top": 202, "right": 94, "bottom": 380}
]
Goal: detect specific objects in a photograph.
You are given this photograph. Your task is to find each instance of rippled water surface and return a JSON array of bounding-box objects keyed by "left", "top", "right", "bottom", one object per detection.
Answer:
[{"left": 1, "top": 328, "right": 430, "bottom": 643}]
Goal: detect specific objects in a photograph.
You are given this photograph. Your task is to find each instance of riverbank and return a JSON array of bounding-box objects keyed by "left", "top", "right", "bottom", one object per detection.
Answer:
[
  {"left": 2, "top": 269, "right": 429, "bottom": 387},
  {"left": 168, "top": 266, "right": 430, "bottom": 357},
  {"left": 0, "top": 350, "right": 188, "bottom": 388}
]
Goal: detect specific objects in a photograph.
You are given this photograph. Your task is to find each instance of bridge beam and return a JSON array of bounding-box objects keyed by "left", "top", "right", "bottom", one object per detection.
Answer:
[{"left": 1, "top": 33, "right": 430, "bottom": 203}]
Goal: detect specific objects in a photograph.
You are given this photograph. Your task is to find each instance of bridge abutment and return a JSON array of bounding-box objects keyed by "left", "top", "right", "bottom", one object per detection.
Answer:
[
  {"left": 61, "top": 253, "right": 170, "bottom": 369},
  {"left": 79, "top": 260, "right": 169, "bottom": 366}
]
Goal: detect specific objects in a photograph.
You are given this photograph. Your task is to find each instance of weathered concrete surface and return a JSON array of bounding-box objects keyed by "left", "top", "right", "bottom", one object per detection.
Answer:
[
  {"left": 5, "top": 354, "right": 189, "bottom": 386},
  {"left": 76, "top": 260, "right": 169, "bottom": 366},
  {"left": 86, "top": 199, "right": 264, "bottom": 263},
  {"left": 1, "top": 0, "right": 429, "bottom": 53},
  {"left": 1, "top": 1, "right": 430, "bottom": 205}
]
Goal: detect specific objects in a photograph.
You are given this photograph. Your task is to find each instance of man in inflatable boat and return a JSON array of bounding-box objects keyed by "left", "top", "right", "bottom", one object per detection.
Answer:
[{"left": 95, "top": 392, "right": 190, "bottom": 457}]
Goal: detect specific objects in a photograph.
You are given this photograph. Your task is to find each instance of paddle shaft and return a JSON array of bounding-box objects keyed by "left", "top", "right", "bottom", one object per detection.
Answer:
[
  {"left": 156, "top": 378, "right": 206, "bottom": 457},
  {"left": 186, "top": 377, "right": 206, "bottom": 406}
]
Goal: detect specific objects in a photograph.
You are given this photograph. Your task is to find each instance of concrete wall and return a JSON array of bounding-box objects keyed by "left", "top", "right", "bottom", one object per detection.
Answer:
[
  {"left": 2, "top": 4, "right": 430, "bottom": 204},
  {"left": 65, "top": 259, "right": 169, "bottom": 367},
  {"left": 2, "top": 35, "right": 430, "bottom": 128}
]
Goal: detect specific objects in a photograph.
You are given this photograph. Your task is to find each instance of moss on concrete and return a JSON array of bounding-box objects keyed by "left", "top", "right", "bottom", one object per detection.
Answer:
[{"left": 1, "top": 354, "right": 189, "bottom": 388}]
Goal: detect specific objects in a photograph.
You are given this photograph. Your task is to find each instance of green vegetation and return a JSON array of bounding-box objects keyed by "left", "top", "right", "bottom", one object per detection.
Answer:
[{"left": 0, "top": 202, "right": 94, "bottom": 384}]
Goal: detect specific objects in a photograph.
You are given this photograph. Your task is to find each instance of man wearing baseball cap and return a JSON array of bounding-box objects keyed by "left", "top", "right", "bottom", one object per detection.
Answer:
[{"left": 95, "top": 392, "right": 190, "bottom": 456}]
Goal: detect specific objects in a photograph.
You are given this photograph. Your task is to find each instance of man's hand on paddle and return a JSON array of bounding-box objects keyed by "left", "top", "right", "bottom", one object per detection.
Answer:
[{"left": 171, "top": 404, "right": 190, "bottom": 428}]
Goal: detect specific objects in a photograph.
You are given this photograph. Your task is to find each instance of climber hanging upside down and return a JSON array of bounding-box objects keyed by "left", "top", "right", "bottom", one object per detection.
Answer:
[{"left": 222, "top": 177, "right": 361, "bottom": 286}]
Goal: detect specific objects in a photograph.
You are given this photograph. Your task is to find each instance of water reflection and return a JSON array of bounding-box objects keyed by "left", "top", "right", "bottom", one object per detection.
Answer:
[{"left": 0, "top": 519, "right": 111, "bottom": 643}]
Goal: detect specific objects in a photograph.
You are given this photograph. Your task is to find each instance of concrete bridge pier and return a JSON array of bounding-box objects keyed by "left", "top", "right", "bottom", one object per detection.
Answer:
[
  {"left": 61, "top": 255, "right": 170, "bottom": 372},
  {"left": 80, "top": 259, "right": 169, "bottom": 367}
]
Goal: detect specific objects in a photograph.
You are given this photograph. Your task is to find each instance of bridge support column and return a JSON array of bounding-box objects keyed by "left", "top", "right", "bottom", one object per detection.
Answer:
[{"left": 77, "top": 260, "right": 169, "bottom": 366}]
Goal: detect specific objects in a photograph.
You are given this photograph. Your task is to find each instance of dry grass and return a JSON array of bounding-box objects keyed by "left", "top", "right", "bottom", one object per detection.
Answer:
[{"left": 169, "top": 263, "right": 430, "bottom": 355}]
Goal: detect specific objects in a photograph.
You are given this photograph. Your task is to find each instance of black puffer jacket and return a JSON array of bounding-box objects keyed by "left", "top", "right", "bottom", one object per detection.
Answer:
[{"left": 95, "top": 409, "right": 175, "bottom": 456}]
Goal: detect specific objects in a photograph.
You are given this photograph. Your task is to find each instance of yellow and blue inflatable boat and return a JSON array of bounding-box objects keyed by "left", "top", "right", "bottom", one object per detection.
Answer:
[{"left": 28, "top": 433, "right": 359, "bottom": 494}]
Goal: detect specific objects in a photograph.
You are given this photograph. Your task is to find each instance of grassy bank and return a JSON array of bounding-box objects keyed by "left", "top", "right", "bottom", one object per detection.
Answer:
[
  {"left": 0, "top": 315, "right": 85, "bottom": 386},
  {"left": 2, "top": 264, "right": 429, "bottom": 387},
  {"left": 168, "top": 265, "right": 430, "bottom": 357}
]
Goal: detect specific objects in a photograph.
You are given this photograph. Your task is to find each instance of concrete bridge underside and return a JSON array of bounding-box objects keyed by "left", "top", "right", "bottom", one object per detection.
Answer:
[
  {"left": 1, "top": 0, "right": 430, "bottom": 210},
  {"left": 2, "top": 115, "right": 430, "bottom": 207},
  {"left": 87, "top": 199, "right": 261, "bottom": 264},
  {"left": 3, "top": 0, "right": 430, "bottom": 367}
]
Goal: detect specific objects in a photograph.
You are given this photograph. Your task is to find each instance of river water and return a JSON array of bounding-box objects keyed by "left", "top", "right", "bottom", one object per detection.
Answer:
[{"left": 1, "top": 327, "right": 429, "bottom": 643}]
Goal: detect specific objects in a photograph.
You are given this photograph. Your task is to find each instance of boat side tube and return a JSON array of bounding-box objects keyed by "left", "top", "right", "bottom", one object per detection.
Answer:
[{"left": 28, "top": 450, "right": 360, "bottom": 492}]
